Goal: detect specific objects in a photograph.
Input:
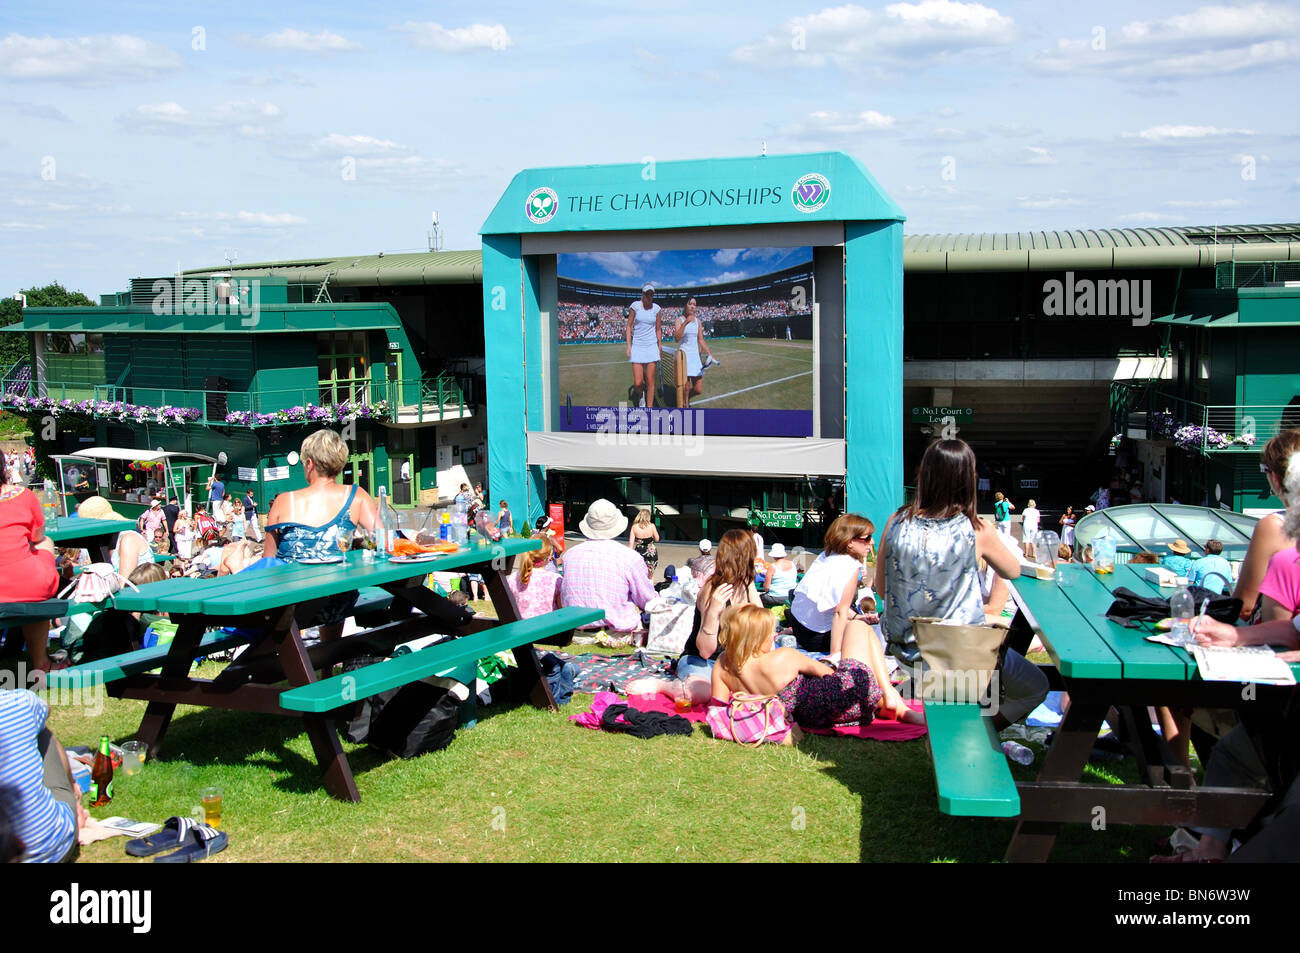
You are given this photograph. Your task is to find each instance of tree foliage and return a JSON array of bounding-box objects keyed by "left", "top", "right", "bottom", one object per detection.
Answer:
[{"left": 0, "top": 282, "right": 97, "bottom": 369}]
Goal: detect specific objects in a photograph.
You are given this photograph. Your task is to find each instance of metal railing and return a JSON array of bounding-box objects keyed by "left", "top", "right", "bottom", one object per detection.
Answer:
[
  {"left": 0, "top": 365, "right": 471, "bottom": 427},
  {"left": 1146, "top": 391, "right": 1297, "bottom": 453}
]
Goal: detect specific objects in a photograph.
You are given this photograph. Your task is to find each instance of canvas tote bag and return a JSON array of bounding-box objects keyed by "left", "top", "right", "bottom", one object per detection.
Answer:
[{"left": 910, "top": 616, "right": 1008, "bottom": 708}]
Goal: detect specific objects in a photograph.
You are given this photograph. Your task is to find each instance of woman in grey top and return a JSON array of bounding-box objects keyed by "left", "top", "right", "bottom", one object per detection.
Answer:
[{"left": 874, "top": 439, "right": 1047, "bottom": 726}]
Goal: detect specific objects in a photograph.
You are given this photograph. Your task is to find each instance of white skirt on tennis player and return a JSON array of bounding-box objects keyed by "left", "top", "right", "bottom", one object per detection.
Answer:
[
  {"left": 630, "top": 342, "right": 661, "bottom": 364},
  {"left": 684, "top": 346, "right": 702, "bottom": 378}
]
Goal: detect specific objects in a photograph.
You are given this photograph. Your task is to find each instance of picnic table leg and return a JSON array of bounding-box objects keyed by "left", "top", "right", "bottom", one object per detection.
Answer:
[
  {"left": 1004, "top": 699, "right": 1110, "bottom": 863},
  {"left": 271, "top": 608, "right": 360, "bottom": 803},
  {"left": 134, "top": 614, "right": 208, "bottom": 758},
  {"left": 484, "top": 559, "right": 558, "bottom": 712}
]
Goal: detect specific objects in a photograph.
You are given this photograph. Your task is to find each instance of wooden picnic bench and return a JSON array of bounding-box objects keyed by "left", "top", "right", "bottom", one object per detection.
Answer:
[
  {"left": 46, "top": 539, "right": 601, "bottom": 802},
  {"left": 965, "top": 561, "right": 1297, "bottom": 861},
  {"left": 924, "top": 701, "right": 1020, "bottom": 818}
]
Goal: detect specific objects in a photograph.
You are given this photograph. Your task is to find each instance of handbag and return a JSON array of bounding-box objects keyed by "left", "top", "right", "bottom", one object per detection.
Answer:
[
  {"left": 706, "top": 692, "right": 800, "bottom": 746},
  {"left": 58, "top": 563, "right": 139, "bottom": 605},
  {"left": 644, "top": 595, "right": 696, "bottom": 656},
  {"left": 910, "top": 616, "right": 1008, "bottom": 706}
]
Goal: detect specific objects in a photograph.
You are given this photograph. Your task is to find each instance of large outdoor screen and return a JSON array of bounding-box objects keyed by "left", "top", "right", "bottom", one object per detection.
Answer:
[{"left": 556, "top": 246, "right": 814, "bottom": 437}]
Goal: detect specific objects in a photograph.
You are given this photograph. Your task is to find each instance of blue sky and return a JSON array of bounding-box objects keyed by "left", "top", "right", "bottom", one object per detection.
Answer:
[
  {"left": 560, "top": 247, "right": 813, "bottom": 288},
  {"left": 2, "top": 1, "right": 1297, "bottom": 297}
]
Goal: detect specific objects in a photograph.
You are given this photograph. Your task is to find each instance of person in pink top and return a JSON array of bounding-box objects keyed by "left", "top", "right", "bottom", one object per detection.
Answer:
[
  {"left": 505, "top": 534, "right": 562, "bottom": 619},
  {"left": 559, "top": 499, "right": 655, "bottom": 632}
]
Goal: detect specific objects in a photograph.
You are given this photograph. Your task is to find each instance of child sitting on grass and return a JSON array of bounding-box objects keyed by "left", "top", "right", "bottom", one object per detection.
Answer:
[{"left": 711, "top": 604, "right": 923, "bottom": 728}]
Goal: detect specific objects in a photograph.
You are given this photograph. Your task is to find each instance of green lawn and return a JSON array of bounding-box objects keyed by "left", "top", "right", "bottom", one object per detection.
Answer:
[
  {"left": 558, "top": 339, "right": 813, "bottom": 410},
  {"left": 29, "top": 650, "right": 1167, "bottom": 864}
]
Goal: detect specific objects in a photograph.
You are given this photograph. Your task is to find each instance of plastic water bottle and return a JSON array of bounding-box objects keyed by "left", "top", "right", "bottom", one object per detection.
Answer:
[
  {"left": 42, "top": 480, "right": 58, "bottom": 528},
  {"left": 377, "top": 485, "right": 394, "bottom": 558},
  {"left": 1170, "top": 586, "right": 1195, "bottom": 647},
  {"left": 1001, "top": 740, "right": 1034, "bottom": 766}
]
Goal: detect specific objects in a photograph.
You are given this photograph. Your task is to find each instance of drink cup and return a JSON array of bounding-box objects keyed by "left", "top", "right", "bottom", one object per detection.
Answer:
[
  {"left": 200, "top": 786, "right": 224, "bottom": 829},
  {"left": 121, "top": 741, "right": 147, "bottom": 776}
]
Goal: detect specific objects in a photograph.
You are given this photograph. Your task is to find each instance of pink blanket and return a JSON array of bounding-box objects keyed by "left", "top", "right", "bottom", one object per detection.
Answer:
[{"left": 572, "top": 691, "right": 927, "bottom": 742}]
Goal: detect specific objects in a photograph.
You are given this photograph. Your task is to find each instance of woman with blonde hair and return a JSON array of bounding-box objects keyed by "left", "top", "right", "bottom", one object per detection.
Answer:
[
  {"left": 505, "top": 533, "right": 562, "bottom": 619},
  {"left": 264, "top": 429, "right": 379, "bottom": 641},
  {"left": 676, "top": 528, "right": 763, "bottom": 686},
  {"left": 712, "top": 604, "right": 921, "bottom": 727},
  {"left": 627, "top": 508, "right": 659, "bottom": 575}
]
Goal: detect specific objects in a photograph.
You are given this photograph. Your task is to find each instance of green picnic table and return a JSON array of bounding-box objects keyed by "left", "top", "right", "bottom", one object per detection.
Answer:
[
  {"left": 45, "top": 517, "right": 135, "bottom": 563},
  {"left": 47, "top": 537, "right": 600, "bottom": 802},
  {"left": 999, "top": 561, "right": 1299, "bottom": 861}
]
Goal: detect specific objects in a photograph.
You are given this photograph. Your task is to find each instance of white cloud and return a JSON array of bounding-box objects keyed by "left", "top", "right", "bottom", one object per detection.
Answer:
[
  {"left": 244, "top": 29, "right": 358, "bottom": 52},
  {"left": 0, "top": 221, "right": 47, "bottom": 231},
  {"left": 118, "top": 100, "right": 283, "bottom": 139},
  {"left": 713, "top": 249, "right": 742, "bottom": 266},
  {"left": 397, "top": 22, "right": 513, "bottom": 53},
  {"left": 0, "top": 99, "right": 70, "bottom": 122},
  {"left": 783, "top": 109, "right": 899, "bottom": 138},
  {"left": 1117, "top": 211, "right": 1187, "bottom": 224},
  {"left": 235, "top": 70, "right": 314, "bottom": 88},
  {"left": 307, "top": 133, "right": 411, "bottom": 158},
  {"left": 937, "top": 105, "right": 956, "bottom": 117},
  {"left": 573, "top": 251, "right": 661, "bottom": 280},
  {"left": 732, "top": 2, "right": 1016, "bottom": 71},
  {"left": 1164, "top": 198, "right": 1242, "bottom": 208},
  {"left": 0, "top": 33, "right": 184, "bottom": 84},
  {"left": 1017, "top": 145, "right": 1057, "bottom": 165},
  {"left": 1131, "top": 124, "right": 1256, "bottom": 141},
  {"left": 178, "top": 210, "right": 307, "bottom": 227},
  {"left": 1029, "top": 3, "right": 1300, "bottom": 78},
  {"left": 1017, "top": 196, "right": 1086, "bottom": 209}
]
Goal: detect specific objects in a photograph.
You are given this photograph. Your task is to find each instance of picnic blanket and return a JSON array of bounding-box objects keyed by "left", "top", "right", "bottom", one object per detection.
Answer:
[
  {"left": 554, "top": 650, "right": 674, "bottom": 694},
  {"left": 570, "top": 690, "right": 926, "bottom": 741}
]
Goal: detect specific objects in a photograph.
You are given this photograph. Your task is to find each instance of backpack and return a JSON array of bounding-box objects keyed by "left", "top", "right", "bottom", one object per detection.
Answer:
[{"left": 338, "top": 655, "right": 468, "bottom": 759}]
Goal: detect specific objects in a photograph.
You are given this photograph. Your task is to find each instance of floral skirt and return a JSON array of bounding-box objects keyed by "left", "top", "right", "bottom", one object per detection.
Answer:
[
  {"left": 634, "top": 537, "right": 658, "bottom": 570},
  {"left": 777, "top": 657, "right": 882, "bottom": 729}
]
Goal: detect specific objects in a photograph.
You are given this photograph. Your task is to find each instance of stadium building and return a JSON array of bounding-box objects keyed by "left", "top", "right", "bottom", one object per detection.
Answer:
[{"left": 6, "top": 217, "right": 1299, "bottom": 543}]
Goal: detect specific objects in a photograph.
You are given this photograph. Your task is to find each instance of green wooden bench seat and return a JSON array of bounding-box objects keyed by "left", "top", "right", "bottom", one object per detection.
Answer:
[
  {"left": 44, "top": 629, "right": 253, "bottom": 692},
  {"left": 924, "top": 701, "right": 1021, "bottom": 818},
  {"left": 0, "top": 599, "right": 70, "bottom": 628},
  {"left": 280, "top": 606, "right": 603, "bottom": 713}
]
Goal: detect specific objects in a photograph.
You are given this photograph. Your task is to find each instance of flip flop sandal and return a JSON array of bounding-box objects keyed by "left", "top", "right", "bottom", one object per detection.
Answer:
[
  {"left": 155, "top": 824, "right": 228, "bottom": 863},
  {"left": 124, "top": 816, "right": 198, "bottom": 857}
]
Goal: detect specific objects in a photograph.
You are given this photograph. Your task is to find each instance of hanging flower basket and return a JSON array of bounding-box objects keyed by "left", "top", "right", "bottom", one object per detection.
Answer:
[
  {"left": 0, "top": 394, "right": 202, "bottom": 425},
  {"left": 223, "top": 400, "right": 392, "bottom": 427}
]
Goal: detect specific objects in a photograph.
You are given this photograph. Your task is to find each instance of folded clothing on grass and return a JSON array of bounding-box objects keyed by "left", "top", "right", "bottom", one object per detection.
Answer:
[{"left": 571, "top": 690, "right": 926, "bottom": 742}]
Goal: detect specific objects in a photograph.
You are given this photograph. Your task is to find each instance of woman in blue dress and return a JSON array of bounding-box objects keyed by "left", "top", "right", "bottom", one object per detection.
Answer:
[{"left": 264, "top": 429, "right": 379, "bottom": 641}]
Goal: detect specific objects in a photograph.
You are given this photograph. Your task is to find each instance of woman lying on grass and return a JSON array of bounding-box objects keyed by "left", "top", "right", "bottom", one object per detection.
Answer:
[{"left": 711, "top": 604, "right": 923, "bottom": 729}]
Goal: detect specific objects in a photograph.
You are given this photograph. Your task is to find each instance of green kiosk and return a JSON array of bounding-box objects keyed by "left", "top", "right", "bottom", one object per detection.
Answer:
[{"left": 480, "top": 151, "right": 905, "bottom": 538}]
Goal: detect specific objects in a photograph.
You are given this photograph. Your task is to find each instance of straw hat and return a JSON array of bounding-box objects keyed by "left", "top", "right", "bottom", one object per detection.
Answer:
[
  {"left": 1167, "top": 539, "right": 1191, "bottom": 555},
  {"left": 77, "top": 496, "right": 131, "bottom": 521},
  {"left": 579, "top": 499, "right": 628, "bottom": 540}
]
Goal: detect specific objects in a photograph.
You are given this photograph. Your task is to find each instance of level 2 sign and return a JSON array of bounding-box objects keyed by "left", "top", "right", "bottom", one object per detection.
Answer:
[
  {"left": 751, "top": 509, "right": 803, "bottom": 529},
  {"left": 910, "top": 406, "right": 974, "bottom": 424}
]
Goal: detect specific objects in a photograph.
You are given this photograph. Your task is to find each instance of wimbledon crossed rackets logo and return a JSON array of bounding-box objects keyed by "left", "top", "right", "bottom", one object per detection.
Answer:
[
  {"left": 525, "top": 187, "right": 559, "bottom": 224},
  {"left": 791, "top": 173, "right": 830, "bottom": 213}
]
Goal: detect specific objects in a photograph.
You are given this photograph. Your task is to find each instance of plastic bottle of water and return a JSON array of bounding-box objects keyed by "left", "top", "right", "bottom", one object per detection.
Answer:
[
  {"left": 1001, "top": 740, "right": 1034, "bottom": 765},
  {"left": 1170, "top": 586, "right": 1195, "bottom": 647},
  {"left": 42, "top": 480, "right": 58, "bottom": 528},
  {"left": 377, "top": 485, "right": 393, "bottom": 558}
]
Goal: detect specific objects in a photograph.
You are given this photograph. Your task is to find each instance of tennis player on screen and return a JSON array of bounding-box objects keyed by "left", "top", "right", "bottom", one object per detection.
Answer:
[
  {"left": 626, "top": 282, "right": 663, "bottom": 407},
  {"left": 673, "top": 296, "right": 719, "bottom": 404}
]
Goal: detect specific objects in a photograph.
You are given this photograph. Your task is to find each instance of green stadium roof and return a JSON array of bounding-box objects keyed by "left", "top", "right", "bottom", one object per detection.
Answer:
[{"left": 188, "top": 224, "right": 1300, "bottom": 283}]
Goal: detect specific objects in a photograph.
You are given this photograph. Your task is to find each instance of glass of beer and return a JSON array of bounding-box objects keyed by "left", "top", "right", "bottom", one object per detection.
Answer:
[
  {"left": 200, "top": 786, "right": 224, "bottom": 829},
  {"left": 336, "top": 525, "right": 353, "bottom": 558}
]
